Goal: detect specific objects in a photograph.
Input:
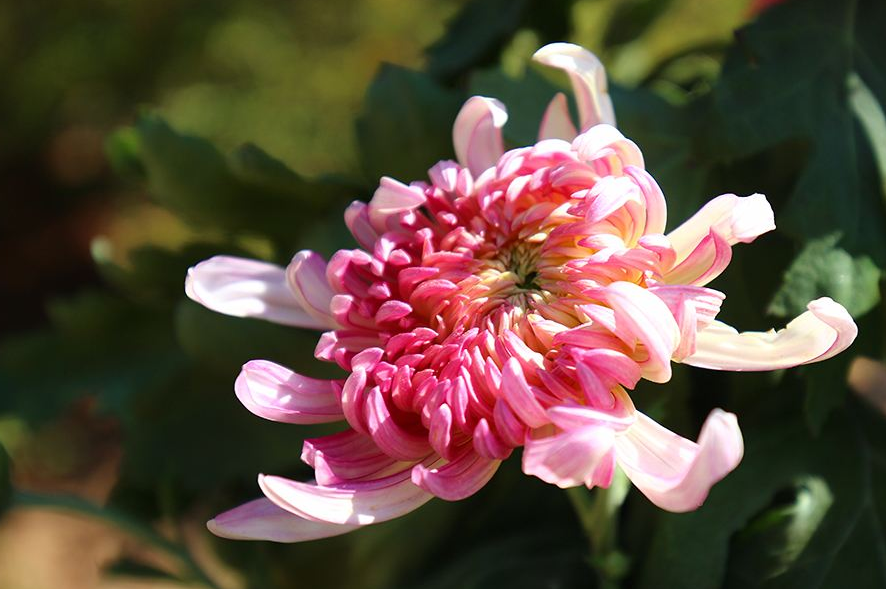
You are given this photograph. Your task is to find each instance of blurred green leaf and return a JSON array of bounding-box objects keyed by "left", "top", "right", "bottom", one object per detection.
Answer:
[
  {"left": 768, "top": 233, "right": 881, "bottom": 319},
  {"left": 131, "top": 115, "right": 356, "bottom": 248},
  {"left": 356, "top": 64, "right": 463, "bottom": 182},
  {"left": 602, "top": 0, "right": 677, "bottom": 49},
  {"left": 700, "top": 0, "right": 886, "bottom": 260},
  {"left": 105, "top": 126, "right": 146, "bottom": 181},
  {"left": 426, "top": 0, "right": 529, "bottom": 80}
]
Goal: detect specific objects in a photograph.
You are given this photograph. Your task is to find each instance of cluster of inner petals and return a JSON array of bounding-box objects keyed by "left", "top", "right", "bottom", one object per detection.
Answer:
[
  {"left": 309, "top": 136, "right": 714, "bottom": 494},
  {"left": 187, "top": 43, "right": 857, "bottom": 542}
]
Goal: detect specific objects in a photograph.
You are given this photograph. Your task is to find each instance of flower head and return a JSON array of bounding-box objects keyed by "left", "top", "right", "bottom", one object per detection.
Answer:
[{"left": 186, "top": 43, "right": 857, "bottom": 542}]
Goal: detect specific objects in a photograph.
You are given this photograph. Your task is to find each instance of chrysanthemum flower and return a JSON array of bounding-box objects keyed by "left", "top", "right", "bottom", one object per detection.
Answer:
[{"left": 186, "top": 43, "right": 857, "bottom": 542}]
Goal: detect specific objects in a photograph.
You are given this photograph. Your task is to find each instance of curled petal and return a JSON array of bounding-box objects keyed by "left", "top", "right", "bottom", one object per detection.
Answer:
[
  {"left": 411, "top": 451, "right": 500, "bottom": 500},
  {"left": 369, "top": 177, "right": 427, "bottom": 215},
  {"left": 236, "top": 360, "right": 343, "bottom": 424},
  {"left": 668, "top": 193, "right": 775, "bottom": 264},
  {"left": 538, "top": 92, "right": 578, "bottom": 141},
  {"left": 185, "top": 256, "right": 327, "bottom": 329},
  {"left": 604, "top": 282, "right": 680, "bottom": 383},
  {"left": 661, "top": 230, "right": 732, "bottom": 287},
  {"left": 533, "top": 43, "right": 616, "bottom": 130},
  {"left": 522, "top": 424, "right": 616, "bottom": 489},
  {"left": 683, "top": 297, "right": 857, "bottom": 371},
  {"left": 286, "top": 251, "right": 338, "bottom": 327},
  {"left": 208, "top": 498, "right": 359, "bottom": 543},
  {"left": 572, "top": 124, "right": 643, "bottom": 171},
  {"left": 259, "top": 465, "right": 435, "bottom": 525},
  {"left": 615, "top": 410, "right": 744, "bottom": 512},
  {"left": 453, "top": 96, "right": 508, "bottom": 176}
]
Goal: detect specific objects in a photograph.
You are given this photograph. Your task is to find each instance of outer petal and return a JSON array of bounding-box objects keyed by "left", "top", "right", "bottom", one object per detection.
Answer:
[
  {"left": 615, "top": 410, "right": 744, "bottom": 512},
  {"left": 453, "top": 96, "right": 508, "bottom": 177},
  {"left": 533, "top": 43, "right": 616, "bottom": 130},
  {"left": 259, "top": 465, "right": 435, "bottom": 525},
  {"left": 682, "top": 297, "right": 857, "bottom": 371},
  {"left": 538, "top": 92, "right": 578, "bottom": 141},
  {"left": 207, "top": 498, "right": 359, "bottom": 543},
  {"left": 235, "top": 360, "right": 343, "bottom": 424},
  {"left": 667, "top": 193, "right": 774, "bottom": 265},
  {"left": 522, "top": 423, "right": 616, "bottom": 489},
  {"left": 185, "top": 256, "right": 328, "bottom": 329}
]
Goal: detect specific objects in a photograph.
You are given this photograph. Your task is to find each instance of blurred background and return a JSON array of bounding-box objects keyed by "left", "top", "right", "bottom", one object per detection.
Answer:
[{"left": 2, "top": 0, "right": 885, "bottom": 588}]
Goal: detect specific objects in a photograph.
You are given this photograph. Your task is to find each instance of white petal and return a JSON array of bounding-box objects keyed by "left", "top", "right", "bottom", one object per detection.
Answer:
[
  {"left": 667, "top": 193, "right": 774, "bottom": 265},
  {"left": 533, "top": 43, "right": 615, "bottom": 130},
  {"left": 615, "top": 410, "right": 744, "bottom": 512},
  {"left": 207, "top": 498, "right": 360, "bottom": 542},
  {"left": 185, "top": 256, "right": 328, "bottom": 329},
  {"left": 683, "top": 298, "right": 857, "bottom": 371}
]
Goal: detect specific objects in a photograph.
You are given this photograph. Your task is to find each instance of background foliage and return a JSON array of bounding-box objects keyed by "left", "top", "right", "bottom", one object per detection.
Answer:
[{"left": 1, "top": 0, "right": 885, "bottom": 587}]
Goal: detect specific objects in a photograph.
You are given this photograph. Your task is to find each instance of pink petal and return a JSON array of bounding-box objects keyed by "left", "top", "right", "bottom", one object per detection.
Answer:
[
  {"left": 668, "top": 193, "right": 774, "bottom": 265},
  {"left": 571, "top": 124, "right": 644, "bottom": 171},
  {"left": 235, "top": 360, "right": 343, "bottom": 424},
  {"left": 682, "top": 297, "right": 857, "bottom": 371},
  {"left": 207, "top": 498, "right": 359, "bottom": 543},
  {"left": 411, "top": 451, "right": 500, "bottom": 500},
  {"left": 661, "top": 230, "right": 732, "bottom": 287},
  {"left": 185, "top": 256, "right": 328, "bottom": 329},
  {"left": 500, "top": 358, "right": 549, "bottom": 428},
  {"left": 259, "top": 464, "right": 435, "bottom": 525},
  {"left": 615, "top": 409, "right": 744, "bottom": 513},
  {"left": 538, "top": 92, "right": 578, "bottom": 141},
  {"left": 522, "top": 424, "right": 616, "bottom": 489},
  {"left": 369, "top": 176, "right": 427, "bottom": 215},
  {"left": 453, "top": 96, "right": 508, "bottom": 177},
  {"left": 604, "top": 281, "right": 680, "bottom": 383},
  {"left": 533, "top": 43, "right": 616, "bottom": 130},
  {"left": 302, "top": 430, "right": 408, "bottom": 486},
  {"left": 285, "top": 251, "right": 338, "bottom": 327},
  {"left": 365, "top": 386, "right": 433, "bottom": 461}
]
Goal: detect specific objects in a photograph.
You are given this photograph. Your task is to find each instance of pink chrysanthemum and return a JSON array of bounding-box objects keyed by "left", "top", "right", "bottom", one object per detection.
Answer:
[{"left": 186, "top": 44, "right": 857, "bottom": 542}]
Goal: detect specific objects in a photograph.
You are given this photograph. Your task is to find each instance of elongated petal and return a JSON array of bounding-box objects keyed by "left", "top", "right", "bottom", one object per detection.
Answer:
[
  {"left": 286, "top": 251, "right": 337, "bottom": 327},
  {"left": 538, "top": 92, "right": 578, "bottom": 141},
  {"left": 236, "top": 360, "right": 343, "bottom": 424},
  {"left": 615, "top": 410, "right": 744, "bottom": 512},
  {"left": 500, "top": 358, "right": 549, "bottom": 428},
  {"left": 186, "top": 256, "right": 328, "bottom": 328},
  {"left": 683, "top": 297, "right": 857, "bottom": 371},
  {"left": 453, "top": 96, "right": 508, "bottom": 176},
  {"left": 661, "top": 231, "right": 732, "bottom": 287},
  {"left": 522, "top": 424, "right": 616, "bottom": 489},
  {"left": 208, "top": 498, "right": 359, "bottom": 543},
  {"left": 533, "top": 43, "right": 616, "bottom": 130},
  {"left": 411, "top": 451, "right": 500, "bottom": 500},
  {"left": 668, "top": 193, "right": 774, "bottom": 264},
  {"left": 259, "top": 466, "right": 435, "bottom": 525}
]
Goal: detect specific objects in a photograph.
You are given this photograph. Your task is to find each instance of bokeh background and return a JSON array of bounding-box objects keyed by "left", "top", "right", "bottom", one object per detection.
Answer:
[{"left": 2, "top": 0, "right": 886, "bottom": 587}]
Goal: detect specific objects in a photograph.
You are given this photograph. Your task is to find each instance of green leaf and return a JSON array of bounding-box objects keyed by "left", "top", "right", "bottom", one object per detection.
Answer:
[
  {"left": 129, "top": 115, "right": 355, "bottom": 248},
  {"left": 699, "top": 0, "right": 886, "bottom": 260},
  {"left": 638, "top": 412, "right": 886, "bottom": 589},
  {"left": 426, "top": 0, "right": 528, "bottom": 79},
  {"left": 768, "top": 233, "right": 881, "bottom": 319},
  {"left": 356, "top": 64, "right": 463, "bottom": 183}
]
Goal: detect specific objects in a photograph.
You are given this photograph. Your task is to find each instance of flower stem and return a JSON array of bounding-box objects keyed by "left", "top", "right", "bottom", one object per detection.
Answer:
[{"left": 566, "top": 470, "right": 631, "bottom": 589}]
